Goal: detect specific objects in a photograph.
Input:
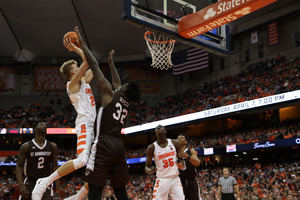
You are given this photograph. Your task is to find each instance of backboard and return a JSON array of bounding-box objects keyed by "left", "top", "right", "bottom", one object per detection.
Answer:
[{"left": 123, "top": 0, "right": 230, "bottom": 56}]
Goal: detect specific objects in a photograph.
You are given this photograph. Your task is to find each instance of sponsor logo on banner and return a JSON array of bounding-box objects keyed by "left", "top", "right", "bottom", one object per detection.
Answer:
[
  {"left": 203, "top": 0, "right": 252, "bottom": 21},
  {"left": 10, "top": 129, "right": 19, "bottom": 134},
  {"left": 0, "top": 161, "right": 16, "bottom": 166},
  {"left": 226, "top": 145, "right": 236, "bottom": 152},
  {"left": 0, "top": 128, "right": 7, "bottom": 134},
  {"left": 126, "top": 157, "right": 151, "bottom": 164},
  {"left": 253, "top": 141, "right": 275, "bottom": 149},
  {"left": 204, "top": 8, "right": 217, "bottom": 20},
  {"left": 178, "top": 0, "right": 277, "bottom": 39},
  {"left": 204, "top": 148, "right": 214, "bottom": 155},
  {"left": 47, "top": 128, "right": 76, "bottom": 134},
  {"left": 186, "top": 7, "right": 251, "bottom": 37}
]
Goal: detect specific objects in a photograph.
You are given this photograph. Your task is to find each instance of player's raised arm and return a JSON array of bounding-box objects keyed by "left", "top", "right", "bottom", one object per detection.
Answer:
[
  {"left": 145, "top": 144, "right": 157, "bottom": 174},
  {"left": 171, "top": 139, "right": 185, "bottom": 170},
  {"left": 63, "top": 36, "right": 94, "bottom": 84},
  {"left": 171, "top": 139, "right": 183, "bottom": 154},
  {"left": 63, "top": 37, "right": 89, "bottom": 91},
  {"left": 74, "top": 26, "right": 113, "bottom": 107},
  {"left": 108, "top": 49, "right": 122, "bottom": 90},
  {"left": 16, "top": 142, "right": 29, "bottom": 198},
  {"left": 84, "top": 69, "right": 94, "bottom": 84}
]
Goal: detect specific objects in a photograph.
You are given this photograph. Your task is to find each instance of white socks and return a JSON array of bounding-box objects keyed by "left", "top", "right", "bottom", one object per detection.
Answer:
[
  {"left": 74, "top": 186, "right": 88, "bottom": 200},
  {"left": 44, "top": 171, "right": 60, "bottom": 185}
]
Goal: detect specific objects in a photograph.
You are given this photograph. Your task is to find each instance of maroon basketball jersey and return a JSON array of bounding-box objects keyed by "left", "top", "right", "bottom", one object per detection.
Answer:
[
  {"left": 96, "top": 91, "right": 130, "bottom": 138},
  {"left": 26, "top": 139, "right": 53, "bottom": 181}
]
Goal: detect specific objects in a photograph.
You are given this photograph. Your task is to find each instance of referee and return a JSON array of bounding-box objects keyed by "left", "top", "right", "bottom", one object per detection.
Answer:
[{"left": 217, "top": 167, "right": 240, "bottom": 200}]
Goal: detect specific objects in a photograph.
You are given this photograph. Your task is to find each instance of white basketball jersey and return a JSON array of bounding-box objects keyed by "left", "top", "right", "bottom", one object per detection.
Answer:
[
  {"left": 67, "top": 80, "right": 96, "bottom": 125},
  {"left": 153, "top": 139, "right": 179, "bottom": 178}
]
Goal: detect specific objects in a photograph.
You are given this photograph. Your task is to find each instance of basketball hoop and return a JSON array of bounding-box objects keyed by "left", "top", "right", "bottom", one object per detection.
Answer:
[{"left": 144, "top": 31, "right": 176, "bottom": 70}]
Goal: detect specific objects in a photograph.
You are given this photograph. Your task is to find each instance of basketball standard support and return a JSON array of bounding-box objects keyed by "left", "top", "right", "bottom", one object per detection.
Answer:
[
  {"left": 131, "top": 3, "right": 225, "bottom": 42},
  {"left": 178, "top": 0, "right": 277, "bottom": 39},
  {"left": 123, "top": 0, "right": 231, "bottom": 56}
]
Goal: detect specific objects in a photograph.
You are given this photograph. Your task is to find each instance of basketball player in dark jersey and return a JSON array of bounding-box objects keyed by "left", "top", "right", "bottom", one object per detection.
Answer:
[
  {"left": 16, "top": 121, "right": 65, "bottom": 200},
  {"left": 74, "top": 26, "right": 141, "bottom": 200},
  {"left": 177, "top": 133, "right": 202, "bottom": 200}
]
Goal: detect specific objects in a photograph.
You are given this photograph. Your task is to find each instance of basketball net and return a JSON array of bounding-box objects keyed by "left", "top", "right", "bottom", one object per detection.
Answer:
[{"left": 144, "top": 31, "right": 176, "bottom": 70}]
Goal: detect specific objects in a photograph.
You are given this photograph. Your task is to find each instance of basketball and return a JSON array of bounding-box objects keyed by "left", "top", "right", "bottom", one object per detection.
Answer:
[{"left": 63, "top": 31, "right": 80, "bottom": 48}]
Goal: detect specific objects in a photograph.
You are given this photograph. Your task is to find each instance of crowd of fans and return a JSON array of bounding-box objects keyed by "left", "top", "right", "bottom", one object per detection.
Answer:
[
  {"left": 1, "top": 117, "right": 300, "bottom": 161},
  {"left": 191, "top": 117, "right": 300, "bottom": 149},
  {"left": 2, "top": 158, "right": 300, "bottom": 200},
  {"left": 1, "top": 116, "right": 300, "bottom": 200},
  {"left": 197, "top": 160, "right": 300, "bottom": 200},
  {"left": 1, "top": 54, "right": 300, "bottom": 199},
  {"left": 0, "top": 101, "right": 76, "bottom": 129},
  {"left": 123, "top": 117, "right": 300, "bottom": 158},
  {"left": 50, "top": 156, "right": 300, "bottom": 200},
  {"left": 129, "top": 55, "right": 300, "bottom": 126},
  {"left": 0, "top": 177, "right": 18, "bottom": 200},
  {"left": 1, "top": 54, "right": 299, "bottom": 129}
]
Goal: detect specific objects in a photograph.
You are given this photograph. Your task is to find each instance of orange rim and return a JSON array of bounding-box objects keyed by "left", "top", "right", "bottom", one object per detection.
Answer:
[{"left": 144, "top": 31, "right": 176, "bottom": 43}]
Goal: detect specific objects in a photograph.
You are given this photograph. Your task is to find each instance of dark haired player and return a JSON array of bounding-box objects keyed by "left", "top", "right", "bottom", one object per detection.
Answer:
[
  {"left": 64, "top": 48, "right": 134, "bottom": 200},
  {"left": 74, "top": 26, "right": 141, "bottom": 200},
  {"left": 16, "top": 121, "right": 65, "bottom": 200},
  {"left": 177, "top": 133, "right": 202, "bottom": 200},
  {"left": 145, "top": 125, "right": 185, "bottom": 200}
]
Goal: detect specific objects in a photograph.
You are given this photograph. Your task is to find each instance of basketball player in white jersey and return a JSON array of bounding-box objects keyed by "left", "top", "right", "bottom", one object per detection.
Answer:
[
  {"left": 145, "top": 124, "right": 185, "bottom": 200},
  {"left": 32, "top": 35, "right": 96, "bottom": 200},
  {"left": 63, "top": 48, "right": 125, "bottom": 200}
]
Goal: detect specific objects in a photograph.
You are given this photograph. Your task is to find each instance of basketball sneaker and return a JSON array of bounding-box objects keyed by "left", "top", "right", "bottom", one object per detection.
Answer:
[
  {"left": 64, "top": 196, "right": 75, "bottom": 200},
  {"left": 31, "top": 178, "right": 48, "bottom": 200}
]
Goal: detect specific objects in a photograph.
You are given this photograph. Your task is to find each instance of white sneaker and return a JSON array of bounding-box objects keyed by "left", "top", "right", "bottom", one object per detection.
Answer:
[
  {"left": 32, "top": 178, "right": 48, "bottom": 200},
  {"left": 64, "top": 196, "right": 75, "bottom": 200}
]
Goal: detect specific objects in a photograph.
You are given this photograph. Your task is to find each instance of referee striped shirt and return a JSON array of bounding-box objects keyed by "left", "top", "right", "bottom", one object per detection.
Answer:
[{"left": 218, "top": 176, "right": 237, "bottom": 194}]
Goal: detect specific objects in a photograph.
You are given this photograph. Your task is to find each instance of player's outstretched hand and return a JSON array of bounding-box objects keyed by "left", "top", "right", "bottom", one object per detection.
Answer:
[
  {"left": 108, "top": 49, "right": 115, "bottom": 65},
  {"left": 176, "top": 160, "right": 185, "bottom": 170},
  {"left": 146, "top": 166, "right": 157, "bottom": 174},
  {"left": 63, "top": 37, "right": 78, "bottom": 52},
  {"left": 178, "top": 151, "right": 189, "bottom": 159},
  {"left": 19, "top": 184, "right": 29, "bottom": 198},
  {"left": 57, "top": 187, "right": 66, "bottom": 198},
  {"left": 150, "top": 166, "right": 157, "bottom": 174},
  {"left": 74, "top": 26, "right": 84, "bottom": 45}
]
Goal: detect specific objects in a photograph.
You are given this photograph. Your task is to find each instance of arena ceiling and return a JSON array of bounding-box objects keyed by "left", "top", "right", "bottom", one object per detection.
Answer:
[{"left": 0, "top": 0, "right": 299, "bottom": 63}]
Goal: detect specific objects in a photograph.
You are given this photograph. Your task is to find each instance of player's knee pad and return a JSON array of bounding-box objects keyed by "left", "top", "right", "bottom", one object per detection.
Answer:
[{"left": 73, "top": 149, "right": 88, "bottom": 169}]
